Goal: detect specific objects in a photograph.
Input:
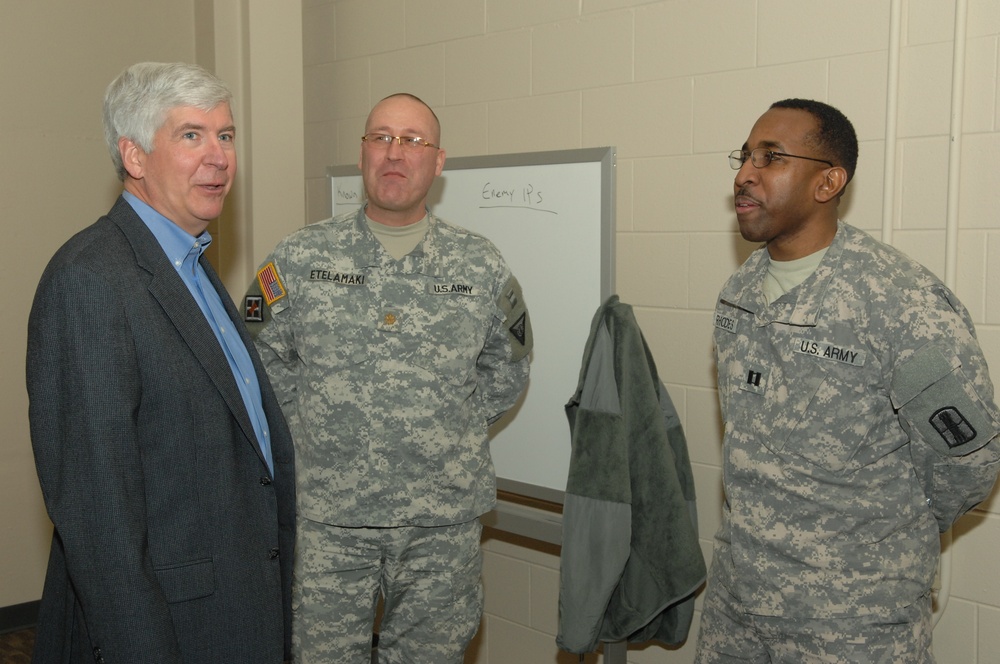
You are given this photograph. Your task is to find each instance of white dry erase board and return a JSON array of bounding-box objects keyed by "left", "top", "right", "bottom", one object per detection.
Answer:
[{"left": 327, "top": 147, "right": 615, "bottom": 503}]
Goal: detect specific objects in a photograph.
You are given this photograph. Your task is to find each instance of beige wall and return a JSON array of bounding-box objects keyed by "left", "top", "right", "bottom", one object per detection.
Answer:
[
  {"left": 1, "top": 0, "right": 200, "bottom": 608},
  {"left": 7, "top": 1, "right": 1000, "bottom": 661},
  {"left": 2, "top": 0, "right": 303, "bottom": 610},
  {"left": 301, "top": 1, "right": 1000, "bottom": 662}
]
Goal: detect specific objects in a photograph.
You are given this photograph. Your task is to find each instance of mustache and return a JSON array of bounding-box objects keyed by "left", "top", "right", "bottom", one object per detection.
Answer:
[{"left": 734, "top": 187, "right": 760, "bottom": 205}]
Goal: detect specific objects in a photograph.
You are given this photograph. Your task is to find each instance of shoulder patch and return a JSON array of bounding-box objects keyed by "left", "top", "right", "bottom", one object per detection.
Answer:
[
  {"left": 244, "top": 295, "right": 264, "bottom": 322},
  {"left": 929, "top": 407, "right": 977, "bottom": 449},
  {"left": 498, "top": 276, "right": 532, "bottom": 361},
  {"left": 509, "top": 312, "right": 527, "bottom": 347},
  {"left": 256, "top": 262, "right": 286, "bottom": 306}
]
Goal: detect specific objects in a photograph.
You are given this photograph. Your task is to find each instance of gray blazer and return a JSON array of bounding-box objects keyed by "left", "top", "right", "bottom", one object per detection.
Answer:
[{"left": 27, "top": 197, "right": 295, "bottom": 663}]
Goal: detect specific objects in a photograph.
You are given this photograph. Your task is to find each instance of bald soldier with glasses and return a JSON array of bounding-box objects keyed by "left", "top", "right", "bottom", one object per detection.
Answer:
[{"left": 244, "top": 93, "right": 532, "bottom": 664}]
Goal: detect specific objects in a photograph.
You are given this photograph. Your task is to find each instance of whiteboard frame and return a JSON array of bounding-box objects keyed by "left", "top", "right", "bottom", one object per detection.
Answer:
[{"left": 326, "top": 147, "right": 616, "bottom": 504}]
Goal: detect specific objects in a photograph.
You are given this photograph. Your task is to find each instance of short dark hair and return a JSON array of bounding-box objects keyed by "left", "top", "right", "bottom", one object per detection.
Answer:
[{"left": 770, "top": 98, "right": 858, "bottom": 186}]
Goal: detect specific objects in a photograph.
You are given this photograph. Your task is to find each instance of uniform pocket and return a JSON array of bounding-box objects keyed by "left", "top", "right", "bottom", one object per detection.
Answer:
[
  {"left": 744, "top": 354, "right": 880, "bottom": 476},
  {"left": 791, "top": 374, "right": 876, "bottom": 473},
  {"left": 403, "top": 293, "right": 488, "bottom": 386}
]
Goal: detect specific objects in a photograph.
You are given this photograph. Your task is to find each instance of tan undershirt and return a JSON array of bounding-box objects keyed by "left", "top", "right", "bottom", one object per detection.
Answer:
[
  {"left": 763, "top": 248, "right": 828, "bottom": 305},
  {"left": 366, "top": 214, "right": 429, "bottom": 261}
]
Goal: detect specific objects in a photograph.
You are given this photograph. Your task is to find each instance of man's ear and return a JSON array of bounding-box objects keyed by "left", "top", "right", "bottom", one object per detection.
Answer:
[
  {"left": 434, "top": 147, "right": 446, "bottom": 177},
  {"left": 815, "top": 166, "right": 848, "bottom": 203},
  {"left": 119, "top": 136, "right": 145, "bottom": 180}
]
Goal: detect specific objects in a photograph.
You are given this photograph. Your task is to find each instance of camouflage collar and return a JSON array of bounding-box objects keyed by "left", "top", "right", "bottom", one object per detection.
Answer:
[
  {"left": 722, "top": 221, "right": 847, "bottom": 327},
  {"left": 352, "top": 207, "right": 443, "bottom": 277}
]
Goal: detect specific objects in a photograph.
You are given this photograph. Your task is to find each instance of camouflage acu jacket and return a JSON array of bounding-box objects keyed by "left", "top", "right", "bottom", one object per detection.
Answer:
[
  {"left": 245, "top": 208, "right": 532, "bottom": 527},
  {"left": 710, "top": 222, "right": 1000, "bottom": 619}
]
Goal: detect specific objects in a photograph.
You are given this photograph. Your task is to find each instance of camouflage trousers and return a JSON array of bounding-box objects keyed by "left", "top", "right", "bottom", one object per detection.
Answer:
[
  {"left": 694, "top": 581, "right": 935, "bottom": 663},
  {"left": 292, "top": 517, "right": 483, "bottom": 664}
]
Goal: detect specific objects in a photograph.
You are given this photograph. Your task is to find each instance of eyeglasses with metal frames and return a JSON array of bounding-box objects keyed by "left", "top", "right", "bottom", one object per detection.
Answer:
[
  {"left": 729, "top": 148, "right": 833, "bottom": 170},
  {"left": 362, "top": 133, "right": 439, "bottom": 150}
]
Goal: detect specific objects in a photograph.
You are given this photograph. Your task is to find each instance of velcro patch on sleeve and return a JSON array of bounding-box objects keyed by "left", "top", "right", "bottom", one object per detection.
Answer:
[
  {"left": 256, "top": 261, "right": 286, "bottom": 306},
  {"left": 929, "top": 406, "right": 978, "bottom": 449},
  {"left": 498, "top": 276, "right": 532, "bottom": 361},
  {"left": 892, "top": 344, "right": 997, "bottom": 456},
  {"left": 244, "top": 295, "right": 264, "bottom": 323}
]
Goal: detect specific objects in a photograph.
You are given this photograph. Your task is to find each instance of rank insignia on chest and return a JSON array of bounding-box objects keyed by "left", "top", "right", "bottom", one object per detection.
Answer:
[{"left": 738, "top": 365, "right": 768, "bottom": 395}]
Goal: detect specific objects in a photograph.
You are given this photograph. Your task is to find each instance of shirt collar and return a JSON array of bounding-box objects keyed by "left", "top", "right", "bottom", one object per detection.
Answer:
[
  {"left": 123, "top": 191, "right": 213, "bottom": 270},
  {"left": 353, "top": 206, "right": 442, "bottom": 277},
  {"left": 721, "top": 221, "right": 846, "bottom": 326}
]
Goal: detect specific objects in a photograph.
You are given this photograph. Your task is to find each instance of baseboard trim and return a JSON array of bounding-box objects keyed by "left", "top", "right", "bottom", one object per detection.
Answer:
[{"left": 0, "top": 600, "right": 40, "bottom": 634}]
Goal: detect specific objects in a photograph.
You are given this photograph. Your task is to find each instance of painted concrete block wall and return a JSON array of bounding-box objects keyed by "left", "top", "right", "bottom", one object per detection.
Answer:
[
  {"left": 1, "top": 0, "right": 200, "bottom": 610},
  {"left": 303, "top": 1, "right": 1000, "bottom": 661}
]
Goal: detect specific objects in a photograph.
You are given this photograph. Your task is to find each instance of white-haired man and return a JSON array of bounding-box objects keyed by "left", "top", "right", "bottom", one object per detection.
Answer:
[{"left": 27, "top": 62, "right": 295, "bottom": 663}]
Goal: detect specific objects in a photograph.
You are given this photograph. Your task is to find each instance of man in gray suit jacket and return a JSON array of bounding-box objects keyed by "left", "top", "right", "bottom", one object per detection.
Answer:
[{"left": 26, "top": 62, "right": 295, "bottom": 663}]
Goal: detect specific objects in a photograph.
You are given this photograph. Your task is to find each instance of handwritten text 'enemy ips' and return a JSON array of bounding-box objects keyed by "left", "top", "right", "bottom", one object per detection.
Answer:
[{"left": 480, "top": 182, "right": 556, "bottom": 214}]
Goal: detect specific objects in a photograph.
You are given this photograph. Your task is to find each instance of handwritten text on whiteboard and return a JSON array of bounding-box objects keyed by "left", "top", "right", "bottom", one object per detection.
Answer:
[{"left": 480, "top": 182, "right": 556, "bottom": 215}]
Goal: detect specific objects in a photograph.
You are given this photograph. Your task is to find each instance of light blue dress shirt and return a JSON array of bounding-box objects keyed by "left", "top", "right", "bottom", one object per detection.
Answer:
[{"left": 123, "top": 191, "right": 274, "bottom": 474}]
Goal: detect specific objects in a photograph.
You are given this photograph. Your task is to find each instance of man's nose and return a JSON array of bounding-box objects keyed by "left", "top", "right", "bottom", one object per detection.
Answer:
[
  {"left": 734, "top": 157, "right": 757, "bottom": 187},
  {"left": 205, "top": 138, "right": 231, "bottom": 168},
  {"left": 385, "top": 136, "right": 405, "bottom": 159}
]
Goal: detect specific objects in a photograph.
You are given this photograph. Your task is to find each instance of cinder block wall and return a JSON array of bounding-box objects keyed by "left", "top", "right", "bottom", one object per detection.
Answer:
[{"left": 302, "top": 2, "right": 1000, "bottom": 661}]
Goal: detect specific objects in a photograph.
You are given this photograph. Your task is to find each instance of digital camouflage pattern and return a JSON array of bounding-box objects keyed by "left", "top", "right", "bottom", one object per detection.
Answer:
[
  {"left": 244, "top": 208, "right": 532, "bottom": 527},
  {"left": 696, "top": 582, "right": 934, "bottom": 663},
  {"left": 709, "top": 222, "right": 1000, "bottom": 620},
  {"left": 292, "top": 519, "right": 483, "bottom": 664}
]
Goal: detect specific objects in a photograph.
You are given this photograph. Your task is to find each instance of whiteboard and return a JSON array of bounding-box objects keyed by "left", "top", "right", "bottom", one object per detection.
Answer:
[{"left": 327, "top": 147, "right": 615, "bottom": 502}]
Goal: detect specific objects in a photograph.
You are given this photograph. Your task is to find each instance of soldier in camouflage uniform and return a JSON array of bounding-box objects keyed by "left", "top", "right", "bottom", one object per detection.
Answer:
[
  {"left": 695, "top": 99, "right": 1000, "bottom": 663},
  {"left": 244, "top": 93, "right": 532, "bottom": 664}
]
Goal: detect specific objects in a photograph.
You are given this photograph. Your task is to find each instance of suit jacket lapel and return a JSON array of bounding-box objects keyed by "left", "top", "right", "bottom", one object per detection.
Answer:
[
  {"left": 200, "top": 253, "right": 275, "bottom": 470},
  {"left": 108, "top": 197, "right": 268, "bottom": 468}
]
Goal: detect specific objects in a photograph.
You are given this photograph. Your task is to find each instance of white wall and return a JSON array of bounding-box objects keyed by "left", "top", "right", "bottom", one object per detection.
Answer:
[{"left": 302, "top": 1, "right": 1000, "bottom": 662}]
